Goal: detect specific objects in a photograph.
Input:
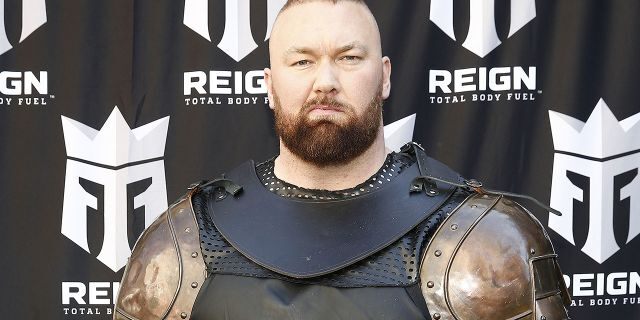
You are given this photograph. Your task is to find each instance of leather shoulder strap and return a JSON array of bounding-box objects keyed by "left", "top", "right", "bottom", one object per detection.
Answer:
[{"left": 114, "top": 191, "right": 206, "bottom": 320}]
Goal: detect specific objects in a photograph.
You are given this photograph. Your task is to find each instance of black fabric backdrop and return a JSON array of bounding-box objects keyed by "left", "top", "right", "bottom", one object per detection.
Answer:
[{"left": 0, "top": 0, "right": 639, "bottom": 318}]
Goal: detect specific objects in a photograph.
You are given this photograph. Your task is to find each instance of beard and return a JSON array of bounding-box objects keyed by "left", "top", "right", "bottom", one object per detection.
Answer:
[{"left": 273, "top": 88, "right": 383, "bottom": 167}]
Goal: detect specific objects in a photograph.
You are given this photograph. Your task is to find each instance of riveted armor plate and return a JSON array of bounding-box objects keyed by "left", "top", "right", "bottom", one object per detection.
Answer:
[
  {"left": 420, "top": 193, "right": 570, "bottom": 320},
  {"left": 114, "top": 190, "right": 207, "bottom": 320}
]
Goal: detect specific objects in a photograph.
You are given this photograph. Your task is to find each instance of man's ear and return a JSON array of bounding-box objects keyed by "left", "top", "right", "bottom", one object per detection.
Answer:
[
  {"left": 264, "top": 68, "right": 275, "bottom": 109},
  {"left": 381, "top": 56, "right": 391, "bottom": 99}
]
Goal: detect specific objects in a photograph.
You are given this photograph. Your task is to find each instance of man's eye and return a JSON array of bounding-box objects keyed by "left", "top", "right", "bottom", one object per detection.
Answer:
[
  {"left": 340, "top": 56, "right": 361, "bottom": 63},
  {"left": 294, "top": 60, "right": 310, "bottom": 66}
]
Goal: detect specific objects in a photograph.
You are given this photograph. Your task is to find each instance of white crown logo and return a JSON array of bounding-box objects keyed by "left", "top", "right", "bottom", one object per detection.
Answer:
[
  {"left": 61, "top": 107, "right": 170, "bottom": 166},
  {"left": 384, "top": 114, "right": 416, "bottom": 152},
  {"left": 549, "top": 99, "right": 640, "bottom": 159}
]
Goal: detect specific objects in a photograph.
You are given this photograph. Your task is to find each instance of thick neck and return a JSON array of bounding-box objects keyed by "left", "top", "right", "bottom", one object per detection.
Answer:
[{"left": 273, "top": 129, "right": 387, "bottom": 191}]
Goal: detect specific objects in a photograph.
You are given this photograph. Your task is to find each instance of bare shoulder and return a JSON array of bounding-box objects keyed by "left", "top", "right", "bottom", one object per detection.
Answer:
[
  {"left": 114, "top": 192, "right": 207, "bottom": 320},
  {"left": 420, "top": 193, "right": 571, "bottom": 320}
]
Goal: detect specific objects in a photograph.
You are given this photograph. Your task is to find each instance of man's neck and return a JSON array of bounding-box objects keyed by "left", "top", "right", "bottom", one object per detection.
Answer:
[{"left": 273, "top": 134, "right": 388, "bottom": 191}]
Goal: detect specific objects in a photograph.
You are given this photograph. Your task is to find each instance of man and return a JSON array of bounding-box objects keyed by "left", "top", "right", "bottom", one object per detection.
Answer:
[{"left": 115, "top": 1, "right": 570, "bottom": 319}]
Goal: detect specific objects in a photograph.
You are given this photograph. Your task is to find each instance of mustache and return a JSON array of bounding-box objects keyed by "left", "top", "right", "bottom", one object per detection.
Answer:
[{"left": 301, "top": 97, "right": 351, "bottom": 114}]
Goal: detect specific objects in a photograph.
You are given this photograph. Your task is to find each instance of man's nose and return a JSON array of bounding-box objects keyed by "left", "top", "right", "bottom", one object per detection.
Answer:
[{"left": 312, "top": 60, "right": 340, "bottom": 96}]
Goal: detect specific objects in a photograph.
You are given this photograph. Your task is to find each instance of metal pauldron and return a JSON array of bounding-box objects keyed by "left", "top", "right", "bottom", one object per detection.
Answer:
[
  {"left": 114, "top": 189, "right": 207, "bottom": 320},
  {"left": 420, "top": 193, "right": 571, "bottom": 320}
]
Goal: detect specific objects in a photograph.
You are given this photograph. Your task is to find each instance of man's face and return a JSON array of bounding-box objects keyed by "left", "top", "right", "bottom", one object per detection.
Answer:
[{"left": 265, "top": 1, "right": 391, "bottom": 165}]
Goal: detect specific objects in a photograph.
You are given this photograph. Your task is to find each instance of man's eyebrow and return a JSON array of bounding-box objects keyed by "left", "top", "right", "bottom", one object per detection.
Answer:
[
  {"left": 336, "top": 42, "right": 368, "bottom": 54},
  {"left": 283, "top": 42, "right": 368, "bottom": 57},
  {"left": 284, "top": 46, "right": 316, "bottom": 56}
]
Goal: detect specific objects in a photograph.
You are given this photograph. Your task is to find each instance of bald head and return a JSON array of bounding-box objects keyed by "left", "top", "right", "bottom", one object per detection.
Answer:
[
  {"left": 263, "top": 0, "right": 391, "bottom": 106},
  {"left": 268, "top": 0, "right": 383, "bottom": 63}
]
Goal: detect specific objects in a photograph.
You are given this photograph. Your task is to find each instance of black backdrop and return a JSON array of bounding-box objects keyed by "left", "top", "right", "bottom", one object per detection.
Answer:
[{"left": 0, "top": 0, "right": 639, "bottom": 318}]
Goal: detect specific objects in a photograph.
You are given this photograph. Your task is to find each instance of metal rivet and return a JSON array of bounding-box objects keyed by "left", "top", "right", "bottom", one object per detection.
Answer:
[
  {"left": 540, "top": 316, "right": 546, "bottom": 320},
  {"left": 433, "top": 313, "right": 441, "bottom": 320},
  {"left": 471, "top": 205, "right": 478, "bottom": 209},
  {"left": 428, "top": 189, "right": 437, "bottom": 194},
  {"left": 465, "top": 179, "right": 483, "bottom": 188},
  {"left": 450, "top": 224, "right": 458, "bottom": 231},
  {"left": 191, "top": 252, "right": 198, "bottom": 258},
  {"left": 191, "top": 282, "right": 198, "bottom": 288},
  {"left": 530, "top": 248, "right": 536, "bottom": 255},
  {"left": 184, "top": 227, "right": 191, "bottom": 233},
  {"left": 180, "top": 312, "right": 188, "bottom": 319},
  {"left": 426, "top": 281, "right": 434, "bottom": 288},
  {"left": 434, "top": 250, "right": 442, "bottom": 257}
]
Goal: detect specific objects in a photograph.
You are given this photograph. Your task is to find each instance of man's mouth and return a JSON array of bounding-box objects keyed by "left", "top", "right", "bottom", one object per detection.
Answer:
[
  {"left": 309, "top": 105, "right": 342, "bottom": 116},
  {"left": 309, "top": 104, "right": 344, "bottom": 114}
]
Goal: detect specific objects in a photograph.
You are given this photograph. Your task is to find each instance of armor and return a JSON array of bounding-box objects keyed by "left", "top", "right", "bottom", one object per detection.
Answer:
[
  {"left": 114, "top": 190, "right": 207, "bottom": 320},
  {"left": 203, "top": 159, "right": 457, "bottom": 279},
  {"left": 420, "top": 192, "right": 571, "bottom": 320},
  {"left": 114, "top": 143, "right": 571, "bottom": 319}
]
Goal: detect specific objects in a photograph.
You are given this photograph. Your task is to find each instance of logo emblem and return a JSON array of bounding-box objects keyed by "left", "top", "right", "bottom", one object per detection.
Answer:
[
  {"left": 384, "top": 114, "right": 416, "bottom": 152},
  {"left": 429, "top": 0, "right": 536, "bottom": 57},
  {"left": 0, "top": 0, "right": 47, "bottom": 55},
  {"left": 548, "top": 99, "right": 640, "bottom": 263},
  {"left": 183, "top": 0, "right": 286, "bottom": 62},
  {"left": 61, "top": 107, "right": 170, "bottom": 272}
]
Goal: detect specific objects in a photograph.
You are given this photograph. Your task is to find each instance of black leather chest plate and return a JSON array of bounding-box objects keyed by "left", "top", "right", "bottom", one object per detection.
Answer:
[
  {"left": 193, "top": 188, "right": 469, "bottom": 287},
  {"left": 204, "top": 158, "right": 459, "bottom": 279}
]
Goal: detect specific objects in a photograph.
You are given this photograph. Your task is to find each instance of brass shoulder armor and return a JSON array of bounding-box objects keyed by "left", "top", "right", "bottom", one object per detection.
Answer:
[
  {"left": 420, "top": 193, "right": 571, "bottom": 320},
  {"left": 114, "top": 191, "right": 207, "bottom": 320}
]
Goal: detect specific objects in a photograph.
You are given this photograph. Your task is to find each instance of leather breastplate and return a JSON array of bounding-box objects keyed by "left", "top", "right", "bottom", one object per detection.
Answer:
[
  {"left": 193, "top": 188, "right": 468, "bottom": 287},
  {"left": 192, "top": 152, "right": 468, "bottom": 287}
]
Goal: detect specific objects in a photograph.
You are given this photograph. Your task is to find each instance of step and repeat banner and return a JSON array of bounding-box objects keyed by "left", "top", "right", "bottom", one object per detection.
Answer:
[{"left": 0, "top": 0, "right": 638, "bottom": 319}]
